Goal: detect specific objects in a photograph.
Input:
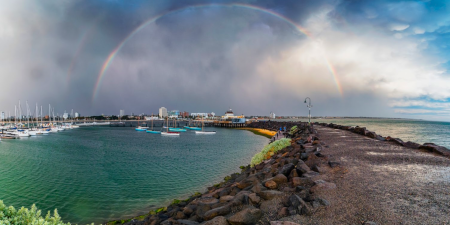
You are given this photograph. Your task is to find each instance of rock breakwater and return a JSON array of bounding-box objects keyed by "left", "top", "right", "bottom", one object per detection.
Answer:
[{"left": 114, "top": 122, "right": 338, "bottom": 225}]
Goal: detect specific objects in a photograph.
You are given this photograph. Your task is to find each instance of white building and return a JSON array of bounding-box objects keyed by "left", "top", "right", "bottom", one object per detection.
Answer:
[
  {"left": 159, "top": 107, "right": 168, "bottom": 118},
  {"left": 191, "top": 113, "right": 208, "bottom": 118},
  {"left": 63, "top": 113, "right": 69, "bottom": 120},
  {"left": 270, "top": 112, "right": 276, "bottom": 119},
  {"left": 119, "top": 110, "right": 125, "bottom": 117},
  {"left": 1, "top": 112, "right": 5, "bottom": 121},
  {"left": 74, "top": 112, "right": 80, "bottom": 118}
]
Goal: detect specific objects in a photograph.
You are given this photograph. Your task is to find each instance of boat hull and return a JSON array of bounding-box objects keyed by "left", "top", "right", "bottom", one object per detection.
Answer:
[
  {"left": 185, "top": 127, "right": 202, "bottom": 130},
  {"left": 146, "top": 130, "right": 161, "bottom": 134},
  {"left": 161, "top": 132, "right": 180, "bottom": 136},
  {"left": 169, "top": 128, "right": 186, "bottom": 132},
  {"left": 135, "top": 128, "right": 147, "bottom": 131},
  {"left": 195, "top": 131, "right": 216, "bottom": 135}
]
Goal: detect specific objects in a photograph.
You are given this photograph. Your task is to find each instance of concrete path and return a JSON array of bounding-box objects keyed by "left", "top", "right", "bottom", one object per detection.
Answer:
[{"left": 290, "top": 125, "right": 450, "bottom": 224}]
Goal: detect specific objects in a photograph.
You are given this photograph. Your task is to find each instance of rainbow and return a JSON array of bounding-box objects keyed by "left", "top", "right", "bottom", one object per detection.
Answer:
[{"left": 92, "top": 3, "right": 343, "bottom": 101}]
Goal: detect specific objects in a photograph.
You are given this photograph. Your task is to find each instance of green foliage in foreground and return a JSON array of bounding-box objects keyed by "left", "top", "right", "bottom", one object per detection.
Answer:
[
  {"left": 289, "top": 125, "right": 298, "bottom": 135},
  {"left": 0, "top": 200, "right": 80, "bottom": 225},
  {"left": 250, "top": 138, "right": 292, "bottom": 167}
]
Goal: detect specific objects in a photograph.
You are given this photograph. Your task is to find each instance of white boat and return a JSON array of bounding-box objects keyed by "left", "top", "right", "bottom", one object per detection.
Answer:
[
  {"left": 195, "top": 115, "right": 216, "bottom": 135},
  {"left": 51, "top": 128, "right": 59, "bottom": 133},
  {"left": 161, "top": 131, "right": 180, "bottom": 136},
  {"left": 17, "top": 130, "right": 30, "bottom": 137},
  {"left": 28, "top": 130, "right": 38, "bottom": 136}
]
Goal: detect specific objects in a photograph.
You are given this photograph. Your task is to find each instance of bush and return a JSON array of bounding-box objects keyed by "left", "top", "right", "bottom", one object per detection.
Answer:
[
  {"left": 289, "top": 125, "right": 298, "bottom": 135},
  {"left": 0, "top": 200, "right": 77, "bottom": 225},
  {"left": 250, "top": 138, "right": 291, "bottom": 167}
]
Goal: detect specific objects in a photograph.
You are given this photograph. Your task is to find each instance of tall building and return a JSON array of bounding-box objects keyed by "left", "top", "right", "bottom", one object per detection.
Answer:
[
  {"left": 74, "top": 112, "right": 80, "bottom": 118},
  {"left": 180, "top": 111, "right": 189, "bottom": 118},
  {"left": 119, "top": 110, "right": 125, "bottom": 117},
  {"left": 168, "top": 110, "right": 180, "bottom": 118},
  {"left": 63, "top": 113, "right": 69, "bottom": 119},
  {"left": 159, "top": 107, "right": 168, "bottom": 118},
  {"left": 1, "top": 112, "right": 5, "bottom": 121},
  {"left": 270, "top": 112, "right": 276, "bottom": 119}
]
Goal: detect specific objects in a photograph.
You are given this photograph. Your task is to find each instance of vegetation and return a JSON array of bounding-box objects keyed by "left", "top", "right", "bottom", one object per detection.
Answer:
[
  {"left": 0, "top": 200, "right": 77, "bottom": 225},
  {"left": 289, "top": 125, "right": 298, "bottom": 135},
  {"left": 250, "top": 138, "right": 292, "bottom": 167}
]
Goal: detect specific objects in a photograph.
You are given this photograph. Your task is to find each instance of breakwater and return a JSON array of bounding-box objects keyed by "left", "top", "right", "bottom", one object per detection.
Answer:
[
  {"left": 113, "top": 120, "right": 450, "bottom": 225},
  {"left": 113, "top": 122, "right": 339, "bottom": 225}
]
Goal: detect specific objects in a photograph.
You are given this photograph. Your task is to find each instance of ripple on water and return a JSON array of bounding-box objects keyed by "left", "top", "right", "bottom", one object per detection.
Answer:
[{"left": 0, "top": 127, "right": 267, "bottom": 224}]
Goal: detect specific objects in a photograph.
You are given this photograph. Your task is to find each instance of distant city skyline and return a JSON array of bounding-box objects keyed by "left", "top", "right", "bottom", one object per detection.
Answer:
[{"left": 1, "top": 1, "right": 450, "bottom": 121}]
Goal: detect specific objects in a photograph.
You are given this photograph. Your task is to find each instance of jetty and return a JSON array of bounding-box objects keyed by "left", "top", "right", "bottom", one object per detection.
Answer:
[{"left": 111, "top": 121, "right": 450, "bottom": 225}]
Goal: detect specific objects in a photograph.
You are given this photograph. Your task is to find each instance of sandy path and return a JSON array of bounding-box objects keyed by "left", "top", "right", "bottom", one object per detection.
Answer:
[{"left": 288, "top": 126, "right": 450, "bottom": 225}]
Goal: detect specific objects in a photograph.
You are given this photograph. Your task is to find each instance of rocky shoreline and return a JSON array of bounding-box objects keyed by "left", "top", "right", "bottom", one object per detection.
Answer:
[{"left": 110, "top": 121, "right": 450, "bottom": 225}]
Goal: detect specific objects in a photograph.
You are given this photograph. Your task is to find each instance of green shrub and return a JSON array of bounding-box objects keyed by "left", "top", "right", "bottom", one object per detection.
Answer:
[
  {"left": 250, "top": 138, "right": 291, "bottom": 167},
  {"left": 0, "top": 200, "right": 78, "bottom": 225},
  {"left": 289, "top": 126, "right": 298, "bottom": 135}
]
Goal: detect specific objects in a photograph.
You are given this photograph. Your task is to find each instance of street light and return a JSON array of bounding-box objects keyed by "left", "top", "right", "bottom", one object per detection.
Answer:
[{"left": 304, "top": 97, "right": 312, "bottom": 123}]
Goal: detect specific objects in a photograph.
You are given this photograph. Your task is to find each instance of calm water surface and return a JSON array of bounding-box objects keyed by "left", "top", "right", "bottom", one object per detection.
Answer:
[{"left": 0, "top": 127, "right": 267, "bottom": 224}]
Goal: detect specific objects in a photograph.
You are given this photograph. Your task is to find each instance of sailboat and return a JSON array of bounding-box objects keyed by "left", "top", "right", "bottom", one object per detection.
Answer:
[
  {"left": 184, "top": 118, "right": 201, "bottom": 130},
  {"left": 161, "top": 117, "right": 180, "bottom": 136},
  {"left": 195, "top": 115, "right": 216, "bottom": 134},
  {"left": 146, "top": 114, "right": 161, "bottom": 134},
  {"left": 169, "top": 118, "right": 186, "bottom": 132},
  {"left": 135, "top": 117, "right": 149, "bottom": 131}
]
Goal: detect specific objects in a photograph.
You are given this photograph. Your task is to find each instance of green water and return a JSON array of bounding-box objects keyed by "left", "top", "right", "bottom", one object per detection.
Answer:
[{"left": 0, "top": 127, "right": 267, "bottom": 224}]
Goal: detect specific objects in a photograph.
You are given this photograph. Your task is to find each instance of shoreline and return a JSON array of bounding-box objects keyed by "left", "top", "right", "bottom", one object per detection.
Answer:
[{"left": 109, "top": 121, "right": 450, "bottom": 225}]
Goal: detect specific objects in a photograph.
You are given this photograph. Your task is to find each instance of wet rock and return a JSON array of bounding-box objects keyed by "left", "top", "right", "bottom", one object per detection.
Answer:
[
  {"left": 248, "top": 193, "right": 261, "bottom": 204},
  {"left": 354, "top": 126, "right": 366, "bottom": 135},
  {"left": 279, "top": 163, "right": 295, "bottom": 176},
  {"left": 183, "top": 205, "right": 196, "bottom": 215},
  {"left": 202, "top": 216, "right": 228, "bottom": 225},
  {"left": 228, "top": 207, "right": 262, "bottom": 225},
  {"left": 203, "top": 205, "right": 231, "bottom": 221},
  {"left": 375, "top": 135, "right": 386, "bottom": 141},
  {"left": 219, "top": 195, "right": 234, "bottom": 203},
  {"left": 196, "top": 197, "right": 219, "bottom": 205},
  {"left": 277, "top": 207, "right": 289, "bottom": 217},
  {"left": 265, "top": 180, "right": 278, "bottom": 189},
  {"left": 218, "top": 188, "right": 231, "bottom": 197},
  {"left": 259, "top": 190, "right": 284, "bottom": 200},
  {"left": 272, "top": 174, "right": 288, "bottom": 184},
  {"left": 390, "top": 138, "right": 405, "bottom": 146},
  {"left": 196, "top": 204, "right": 212, "bottom": 219}
]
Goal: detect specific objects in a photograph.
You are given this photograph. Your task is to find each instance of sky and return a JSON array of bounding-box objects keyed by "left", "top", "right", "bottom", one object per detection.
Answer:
[{"left": 1, "top": 0, "right": 450, "bottom": 120}]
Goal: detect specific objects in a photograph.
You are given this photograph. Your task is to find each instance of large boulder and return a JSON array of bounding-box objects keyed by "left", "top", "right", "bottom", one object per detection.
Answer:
[
  {"left": 288, "top": 194, "right": 312, "bottom": 215},
  {"left": 272, "top": 174, "right": 288, "bottom": 184},
  {"left": 264, "top": 180, "right": 278, "bottom": 189},
  {"left": 237, "top": 175, "right": 260, "bottom": 189},
  {"left": 203, "top": 205, "right": 231, "bottom": 221},
  {"left": 248, "top": 193, "right": 261, "bottom": 204},
  {"left": 279, "top": 163, "right": 295, "bottom": 176},
  {"left": 228, "top": 207, "right": 262, "bottom": 225},
  {"left": 219, "top": 195, "right": 234, "bottom": 203},
  {"left": 404, "top": 141, "right": 420, "bottom": 149},
  {"left": 259, "top": 190, "right": 284, "bottom": 200},
  {"left": 202, "top": 216, "right": 228, "bottom": 225},
  {"left": 260, "top": 198, "right": 284, "bottom": 213},
  {"left": 419, "top": 143, "right": 450, "bottom": 156}
]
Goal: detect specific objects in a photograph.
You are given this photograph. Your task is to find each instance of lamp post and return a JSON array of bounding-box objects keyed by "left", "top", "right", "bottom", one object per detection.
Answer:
[{"left": 304, "top": 97, "right": 312, "bottom": 123}]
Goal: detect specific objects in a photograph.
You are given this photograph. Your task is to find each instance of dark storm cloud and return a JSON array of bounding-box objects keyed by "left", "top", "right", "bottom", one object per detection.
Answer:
[{"left": 2, "top": 0, "right": 450, "bottom": 121}]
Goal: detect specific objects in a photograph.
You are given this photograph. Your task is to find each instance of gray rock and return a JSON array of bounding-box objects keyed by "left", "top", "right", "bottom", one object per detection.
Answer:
[
  {"left": 202, "top": 216, "right": 228, "bottom": 225},
  {"left": 259, "top": 190, "right": 284, "bottom": 200},
  {"left": 250, "top": 183, "right": 267, "bottom": 194},
  {"left": 279, "top": 163, "right": 295, "bottom": 176},
  {"left": 260, "top": 199, "right": 283, "bottom": 213},
  {"left": 177, "top": 219, "right": 200, "bottom": 225},
  {"left": 248, "top": 193, "right": 261, "bottom": 205},
  {"left": 219, "top": 195, "right": 234, "bottom": 203},
  {"left": 228, "top": 207, "right": 262, "bottom": 225},
  {"left": 288, "top": 194, "right": 312, "bottom": 215},
  {"left": 302, "top": 171, "right": 320, "bottom": 178},
  {"left": 317, "top": 198, "right": 330, "bottom": 206},
  {"left": 203, "top": 205, "right": 231, "bottom": 221},
  {"left": 272, "top": 174, "right": 288, "bottom": 184}
]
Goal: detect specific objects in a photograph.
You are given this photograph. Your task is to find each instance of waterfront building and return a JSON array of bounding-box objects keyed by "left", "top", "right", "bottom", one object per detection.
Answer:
[
  {"left": 119, "top": 110, "right": 125, "bottom": 117},
  {"left": 168, "top": 110, "right": 180, "bottom": 118},
  {"left": 63, "top": 113, "right": 69, "bottom": 120},
  {"left": 221, "top": 109, "right": 244, "bottom": 119},
  {"left": 75, "top": 112, "right": 80, "bottom": 118},
  {"left": 191, "top": 113, "right": 208, "bottom": 118},
  {"left": 270, "top": 112, "right": 276, "bottom": 119},
  {"left": 180, "top": 111, "right": 189, "bottom": 118},
  {"left": 159, "top": 107, "right": 168, "bottom": 118},
  {"left": 1, "top": 112, "right": 4, "bottom": 121}
]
